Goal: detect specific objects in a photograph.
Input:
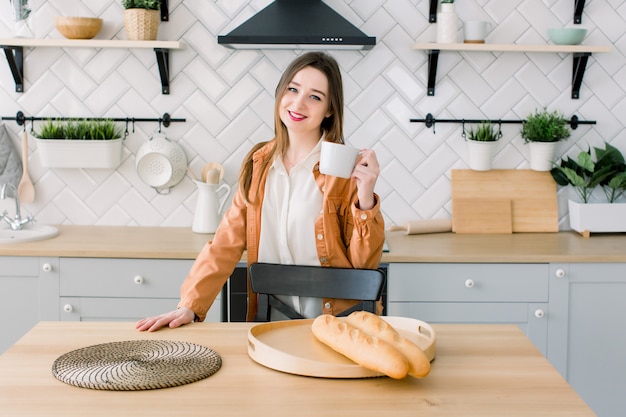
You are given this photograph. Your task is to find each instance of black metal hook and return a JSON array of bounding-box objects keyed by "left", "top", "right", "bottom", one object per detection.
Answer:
[{"left": 461, "top": 119, "right": 466, "bottom": 139}]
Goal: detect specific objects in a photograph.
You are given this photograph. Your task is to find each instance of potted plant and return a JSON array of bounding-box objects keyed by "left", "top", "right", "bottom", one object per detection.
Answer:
[
  {"left": 551, "top": 142, "right": 626, "bottom": 236},
  {"left": 465, "top": 121, "right": 500, "bottom": 171},
  {"left": 521, "top": 108, "right": 571, "bottom": 171},
  {"left": 122, "top": 0, "right": 160, "bottom": 41},
  {"left": 33, "top": 119, "right": 124, "bottom": 169}
]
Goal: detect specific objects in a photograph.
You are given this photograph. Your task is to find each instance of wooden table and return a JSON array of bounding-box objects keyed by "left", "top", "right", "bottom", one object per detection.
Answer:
[{"left": 0, "top": 322, "right": 595, "bottom": 417}]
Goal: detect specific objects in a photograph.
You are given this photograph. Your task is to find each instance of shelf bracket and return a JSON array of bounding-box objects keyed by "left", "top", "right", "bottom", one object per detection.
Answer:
[
  {"left": 427, "top": 50, "right": 440, "bottom": 96},
  {"left": 572, "top": 52, "right": 591, "bottom": 99},
  {"left": 1, "top": 45, "right": 24, "bottom": 92},
  {"left": 160, "top": 0, "right": 169, "bottom": 22},
  {"left": 574, "top": 0, "right": 585, "bottom": 24},
  {"left": 154, "top": 48, "right": 170, "bottom": 95},
  {"left": 429, "top": 0, "right": 438, "bottom": 23}
]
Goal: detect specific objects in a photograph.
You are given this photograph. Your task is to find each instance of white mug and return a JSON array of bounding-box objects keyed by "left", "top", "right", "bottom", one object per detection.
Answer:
[
  {"left": 463, "top": 20, "right": 491, "bottom": 43},
  {"left": 319, "top": 141, "right": 360, "bottom": 179}
]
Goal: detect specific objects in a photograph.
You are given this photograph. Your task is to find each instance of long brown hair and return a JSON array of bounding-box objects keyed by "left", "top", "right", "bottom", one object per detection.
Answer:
[{"left": 239, "top": 52, "right": 345, "bottom": 203}]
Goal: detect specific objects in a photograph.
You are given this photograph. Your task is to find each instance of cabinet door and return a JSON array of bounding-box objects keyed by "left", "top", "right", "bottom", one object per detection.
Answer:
[
  {"left": 548, "top": 263, "right": 626, "bottom": 417},
  {"left": 0, "top": 257, "right": 40, "bottom": 354},
  {"left": 59, "top": 258, "right": 222, "bottom": 323},
  {"left": 387, "top": 263, "right": 549, "bottom": 355}
]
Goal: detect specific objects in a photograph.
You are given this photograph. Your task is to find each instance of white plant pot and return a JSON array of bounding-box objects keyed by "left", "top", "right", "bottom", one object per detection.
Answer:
[
  {"left": 568, "top": 199, "right": 626, "bottom": 234},
  {"left": 437, "top": 3, "right": 458, "bottom": 43},
  {"left": 467, "top": 140, "right": 496, "bottom": 171},
  {"left": 35, "top": 137, "right": 123, "bottom": 169},
  {"left": 528, "top": 141, "right": 558, "bottom": 171}
]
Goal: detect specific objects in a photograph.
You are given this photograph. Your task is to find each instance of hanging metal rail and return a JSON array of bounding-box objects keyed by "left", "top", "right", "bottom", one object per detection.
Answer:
[
  {"left": 2, "top": 111, "right": 185, "bottom": 133},
  {"left": 411, "top": 113, "right": 596, "bottom": 133}
]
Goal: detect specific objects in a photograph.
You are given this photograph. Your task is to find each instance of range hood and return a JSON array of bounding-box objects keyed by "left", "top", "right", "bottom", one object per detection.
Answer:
[{"left": 218, "top": 0, "right": 376, "bottom": 50}]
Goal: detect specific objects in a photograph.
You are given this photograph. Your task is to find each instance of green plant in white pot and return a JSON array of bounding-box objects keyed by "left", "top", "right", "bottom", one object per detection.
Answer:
[
  {"left": 466, "top": 121, "right": 500, "bottom": 171},
  {"left": 33, "top": 119, "right": 124, "bottom": 169},
  {"left": 551, "top": 142, "right": 626, "bottom": 236},
  {"left": 521, "top": 108, "right": 571, "bottom": 171}
]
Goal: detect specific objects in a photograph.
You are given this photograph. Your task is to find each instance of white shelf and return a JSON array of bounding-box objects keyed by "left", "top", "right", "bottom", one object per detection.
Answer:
[
  {"left": 0, "top": 38, "right": 183, "bottom": 94},
  {"left": 413, "top": 42, "right": 611, "bottom": 99}
]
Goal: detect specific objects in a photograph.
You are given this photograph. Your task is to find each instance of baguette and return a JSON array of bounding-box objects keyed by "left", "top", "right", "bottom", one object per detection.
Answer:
[
  {"left": 311, "top": 314, "right": 409, "bottom": 379},
  {"left": 345, "top": 311, "right": 431, "bottom": 378}
]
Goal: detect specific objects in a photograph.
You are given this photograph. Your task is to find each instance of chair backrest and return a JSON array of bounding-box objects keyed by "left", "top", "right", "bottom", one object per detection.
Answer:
[{"left": 249, "top": 262, "right": 386, "bottom": 322}]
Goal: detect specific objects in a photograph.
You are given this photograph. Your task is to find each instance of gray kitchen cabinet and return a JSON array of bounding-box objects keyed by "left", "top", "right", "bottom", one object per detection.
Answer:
[
  {"left": 0, "top": 257, "right": 47, "bottom": 353},
  {"left": 56, "top": 258, "right": 221, "bottom": 323},
  {"left": 386, "top": 263, "right": 549, "bottom": 355},
  {"left": 547, "top": 263, "right": 626, "bottom": 417}
]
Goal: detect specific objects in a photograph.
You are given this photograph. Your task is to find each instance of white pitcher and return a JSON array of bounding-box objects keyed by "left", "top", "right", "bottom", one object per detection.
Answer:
[{"left": 192, "top": 180, "right": 231, "bottom": 234}]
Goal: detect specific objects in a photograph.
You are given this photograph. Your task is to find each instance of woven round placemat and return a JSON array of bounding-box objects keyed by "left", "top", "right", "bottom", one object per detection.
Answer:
[{"left": 52, "top": 340, "right": 222, "bottom": 391}]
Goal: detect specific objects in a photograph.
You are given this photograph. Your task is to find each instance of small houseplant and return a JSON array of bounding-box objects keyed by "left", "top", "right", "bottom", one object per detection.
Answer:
[
  {"left": 521, "top": 108, "right": 571, "bottom": 171},
  {"left": 550, "top": 142, "right": 626, "bottom": 236},
  {"left": 33, "top": 119, "right": 124, "bottom": 169},
  {"left": 465, "top": 121, "right": 500, "bottom": 171},
  {"left": 122, "top": 0, "right": 160, "bottom": 41}
]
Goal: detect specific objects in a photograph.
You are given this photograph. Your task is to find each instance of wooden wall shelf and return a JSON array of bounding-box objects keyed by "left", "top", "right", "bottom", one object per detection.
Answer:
[{"left": 0, "top": 39, "right": 183, "bottom": 94}]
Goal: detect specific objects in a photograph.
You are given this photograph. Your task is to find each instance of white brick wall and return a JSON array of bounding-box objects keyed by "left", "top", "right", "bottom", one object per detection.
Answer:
[{"left": 1, "top": 0, "right": 624, "bottom": 230}]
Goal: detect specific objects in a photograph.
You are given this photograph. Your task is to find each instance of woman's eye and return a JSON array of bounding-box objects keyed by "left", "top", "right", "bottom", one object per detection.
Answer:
[
  {"left": 288, "top": 87, "right": 297, "bottom": 93},
  {"left": 310, "top": 95, "right": 321, "bottom": 101}
]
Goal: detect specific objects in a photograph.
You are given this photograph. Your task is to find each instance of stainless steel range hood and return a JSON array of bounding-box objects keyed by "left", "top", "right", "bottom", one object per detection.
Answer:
[{"left": 217, "top": 0, "right": 376, "bottom": 50}]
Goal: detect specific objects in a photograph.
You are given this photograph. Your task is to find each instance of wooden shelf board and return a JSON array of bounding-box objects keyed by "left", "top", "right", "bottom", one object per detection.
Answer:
[
  {"left": 412, "top": 42, "right": 610, "bottom": 54},
  {"left": 0, "top": 38, "right": 182, "bottom": 49}
]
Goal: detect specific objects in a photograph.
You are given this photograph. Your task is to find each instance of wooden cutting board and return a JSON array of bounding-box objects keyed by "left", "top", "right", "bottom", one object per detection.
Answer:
[
  {"left": 451, "top": 170, "right": 558, "bottom": 233},
  {"left": 247, "top": 317, "right": 436, "bottom": 378}
]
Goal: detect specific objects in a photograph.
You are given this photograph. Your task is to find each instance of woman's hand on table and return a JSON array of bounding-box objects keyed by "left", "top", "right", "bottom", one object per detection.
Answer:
[{"left": 135, "top": 307, "right": 195, "bottom": 332}]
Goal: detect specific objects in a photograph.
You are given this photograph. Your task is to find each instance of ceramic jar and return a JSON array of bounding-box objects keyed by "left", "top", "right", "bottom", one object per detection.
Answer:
[{"left": 437, "top": 3, "right": 458, "bottom": 43}]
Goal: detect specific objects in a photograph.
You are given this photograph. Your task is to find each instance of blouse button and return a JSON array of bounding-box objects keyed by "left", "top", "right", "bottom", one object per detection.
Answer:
[
  {"left": 320, "top": 257, "right": 327, "bottom": 263},
  {"left": 324, "top": 302, "right": 331, "bottom": 309},
  {"left": 317, "top": 234, "right": 323, "bottom": 240},
  {"left": 360, "top": 213, "right": 368, "bottom": 220}
]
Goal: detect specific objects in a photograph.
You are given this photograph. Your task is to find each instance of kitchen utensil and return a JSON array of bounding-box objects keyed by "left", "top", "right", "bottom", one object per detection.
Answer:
[
  {"left": 55, "top": 16, "right": 103, "bottom": 39},
  {"left": 247, "top": 317, "right": 436, "bottom": 378},
  {"left": 201, "top": 162, "right": 224, "bottom": 184},
  {"left": 136, "top": 133, "right": 187, "bottom": 193},
  {"left": 387, "top": 218, "right": 452, "bottom": 235},
  {"left": 17, "top": 129, "right": 35, "bottom": 203},
  {"left": 192, "top": 180, "right": 231, "bottom": 234},
  {"left": 451, "top": 169, "right": 558, "bottom": 233}
]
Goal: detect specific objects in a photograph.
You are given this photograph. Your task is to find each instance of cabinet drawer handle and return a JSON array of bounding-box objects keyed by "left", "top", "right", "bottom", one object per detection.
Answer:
[
  {"left": 555, "top": 269, "right": 566, "bottom": 278},
  {"left": 42, "top": 263, "right": 52, "bottom": 273},
  {"left": 63, "top": 304, "right": 73, "bottom": 313},
  {"left": 134, "top": 275, "right": 144, "bottom": 285},
  {"left": 464, "top": 279, "right": 474, "bottom": 288},
  {"left": 534, "top": 309, "right": 545, "bottom": 318}
]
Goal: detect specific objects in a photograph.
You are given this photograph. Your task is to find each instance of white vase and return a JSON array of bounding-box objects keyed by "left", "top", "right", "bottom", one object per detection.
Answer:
[
  {"left": 11, "top": 0, "right": 34, "bottom": 38},
  {"left": 437, "top": 3, "right": 458, "bottom": 43},
  {"left": 467, "top": 140, "right": 496, "bottom": 171},
  {"left": 528, "top": 141, "right": 558, "bottom": 171},
  {"left": 192, "top": 181, "right": 231, "bottom": 234}
]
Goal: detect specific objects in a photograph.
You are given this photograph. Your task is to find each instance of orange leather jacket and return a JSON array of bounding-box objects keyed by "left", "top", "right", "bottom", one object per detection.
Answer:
[{"left": 178, "top": 141, "right": 385, "bottom": 321}]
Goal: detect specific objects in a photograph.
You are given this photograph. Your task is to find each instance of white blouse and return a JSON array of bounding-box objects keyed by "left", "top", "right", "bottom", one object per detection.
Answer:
[{"left": 258, "top": 137, "right": 324, "bottom": 319}]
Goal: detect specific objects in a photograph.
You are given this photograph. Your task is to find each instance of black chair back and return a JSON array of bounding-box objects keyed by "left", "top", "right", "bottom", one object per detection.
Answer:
[{"left": 249, "top": 263, "right": 385, "bottom": 322}]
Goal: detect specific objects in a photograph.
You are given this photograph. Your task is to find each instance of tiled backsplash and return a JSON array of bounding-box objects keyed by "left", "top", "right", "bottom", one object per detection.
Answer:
[{"left": 1, "top": 0, "right": 625, "bottom": 230}]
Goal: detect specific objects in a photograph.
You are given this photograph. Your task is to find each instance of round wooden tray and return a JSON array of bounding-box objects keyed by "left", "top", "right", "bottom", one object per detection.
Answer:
[{"left": 247, "top": 316, "right": 436, "bottom": 378}]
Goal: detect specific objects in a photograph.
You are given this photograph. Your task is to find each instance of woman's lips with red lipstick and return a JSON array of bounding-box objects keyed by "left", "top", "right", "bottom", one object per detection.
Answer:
[{"left": 288, "top": 111, "right": 306, "bottom": 121}]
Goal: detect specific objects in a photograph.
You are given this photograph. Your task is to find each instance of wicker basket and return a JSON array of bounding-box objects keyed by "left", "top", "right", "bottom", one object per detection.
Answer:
[{"left": 124, "top": 9, "right": 159, "bottom": 41}]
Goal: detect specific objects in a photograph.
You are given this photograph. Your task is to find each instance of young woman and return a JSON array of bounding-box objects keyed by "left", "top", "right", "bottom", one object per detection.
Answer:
[{"left": 136, "top": 52, "right": 385, "bottom": 331}]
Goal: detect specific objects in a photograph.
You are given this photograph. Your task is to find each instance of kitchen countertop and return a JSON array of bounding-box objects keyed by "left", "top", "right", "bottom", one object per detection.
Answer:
[
  {"left": 1, "top": 224, "right": 625, "bottom": 263},
  {"left": 0, "top": 321, "right": 596, "bottom": 417}
]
